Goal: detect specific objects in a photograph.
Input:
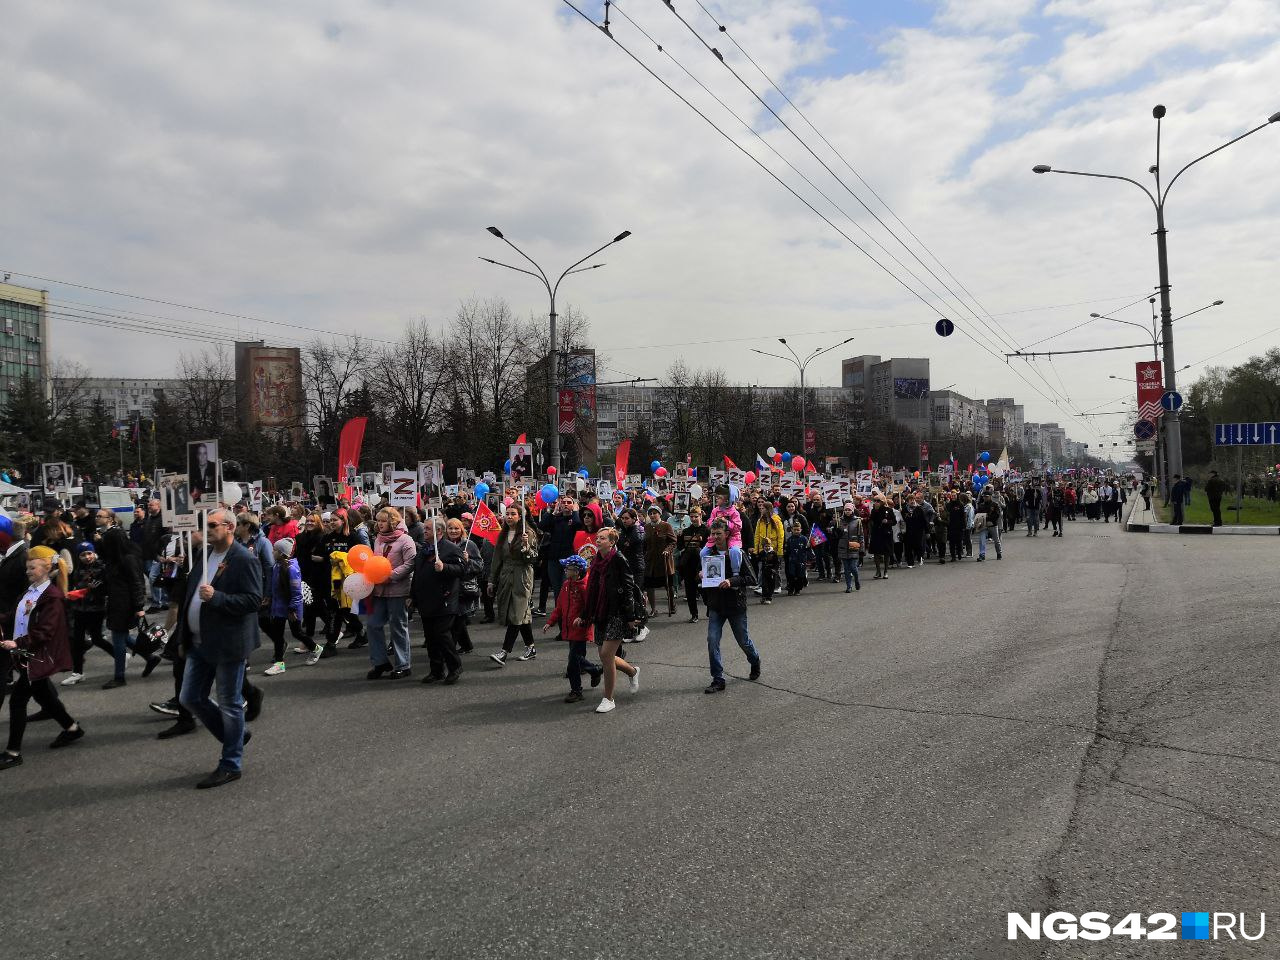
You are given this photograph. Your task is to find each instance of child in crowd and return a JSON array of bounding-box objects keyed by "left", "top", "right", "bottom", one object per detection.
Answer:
[
  {"left": 543, "top": 555, "right": 601, "bottom": 703},
  {"left": 783, "top": 520, "right": 811, "bottom": 595}
]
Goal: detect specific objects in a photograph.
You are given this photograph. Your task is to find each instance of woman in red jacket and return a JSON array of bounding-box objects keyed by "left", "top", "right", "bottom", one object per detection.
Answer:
[
  {"left": 1, "top": 546, "right": 84, "bottom": 770},
  {"left": 542, "top": 555, "right": 601, "bottom": 703}
]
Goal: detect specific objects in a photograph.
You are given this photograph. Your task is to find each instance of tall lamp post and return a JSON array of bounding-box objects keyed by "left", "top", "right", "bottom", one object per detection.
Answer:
[
  {"left": 751, "top": 336, "right": 854, "bottom": 455},
  {"left": 1033, "top": 105, "right": 1278, "bottom": 480},
  {"left": 481, "top": 227, "right": 631, "bottom": 475},
  {"left": 1094, "top": 298, "right": 1220, "bottom": 495}
]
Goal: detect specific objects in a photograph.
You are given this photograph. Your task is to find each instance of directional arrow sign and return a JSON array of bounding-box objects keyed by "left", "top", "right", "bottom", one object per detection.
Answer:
[
  {"left": 1134, "top": 420, "right": 1157, "bottom": 440},
  {"left": 935, "top": 318, "right": 955, "bottom": 338},
  {"left": 1214, "top": 422, "right": 1280, "bottom": 445},
  {"left": 1160, "top": 390, "right": 1183, "bottom": 412}
]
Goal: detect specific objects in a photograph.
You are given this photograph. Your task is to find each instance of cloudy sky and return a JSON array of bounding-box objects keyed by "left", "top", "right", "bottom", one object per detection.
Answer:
[{"left": 4, "top": 0, "right": 1278, "bottom": 450}]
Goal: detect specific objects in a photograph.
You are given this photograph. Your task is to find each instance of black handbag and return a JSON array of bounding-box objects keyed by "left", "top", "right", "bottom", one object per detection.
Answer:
[{"left": 133, "top": 616, "right": 168, "bottom": 659}]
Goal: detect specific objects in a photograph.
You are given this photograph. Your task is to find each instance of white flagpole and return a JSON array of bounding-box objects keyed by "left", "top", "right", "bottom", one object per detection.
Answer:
[{"left": 201, "top": 510, "right": 209, "bottom": 585}]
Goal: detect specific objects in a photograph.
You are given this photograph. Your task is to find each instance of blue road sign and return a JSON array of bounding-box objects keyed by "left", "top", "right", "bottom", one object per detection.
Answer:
[
  {"left": 935, "top": 318, "right": 954, "bottom": 337},
  {"left": 1214, "top": 422, "right": 1280, "bottom": 446},
  {"left": 1134, "top": 420, "right": 1156, "bottom": 440},
  {"left": 1160, "top": 390, "right": 1183, "bottom": 412}
]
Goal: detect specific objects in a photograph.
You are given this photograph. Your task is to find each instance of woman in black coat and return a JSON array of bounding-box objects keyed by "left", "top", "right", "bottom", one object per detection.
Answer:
[
  {"left": 95, "top": 527, "right": 155, "bottom": 688},
  {"left": 409, "top": 517, "right": 466, "bottom": 684},
  {"left": 584, "top": 526, "right": 639, "bottom": 714}
]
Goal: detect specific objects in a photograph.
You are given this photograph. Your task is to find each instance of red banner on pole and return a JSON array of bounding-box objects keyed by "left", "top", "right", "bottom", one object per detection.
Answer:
[
  {"left": 557, "top": 390, "right": 576, "bottom": 434},
  {"left": 804, "top": 427, "right": 817, "bottom": 455},
  {"left": 919, "top": 442, "right": 929, "bottom": 463},
  {"left": 1135, "top": 360, "right": 1163, "bottom": 422},
  {"left": 337, "top": 417, "right": 367, "bottom": 481}
]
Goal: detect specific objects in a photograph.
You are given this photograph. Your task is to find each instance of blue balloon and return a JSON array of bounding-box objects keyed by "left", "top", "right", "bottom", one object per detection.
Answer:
[
  {"left": 473, "top": 482, "right": 489, "bottom": 500},
  {"left": 578, "top": 467, "right": 589, "bottom": 479},
  {"left": 782, "top": 452, "right": 792, "bottom": 462},
  {"left": 503, "top": 459, "right": 512, "bottom": 473},
  {"left": 540, "top": 483, "right": 560, "bottom": 503},
  {"left": 650, "top": 460, "right": 661, "bottom": 472},
  {"left": 980, "top": 451, "right": 991, "bottom": 462}
]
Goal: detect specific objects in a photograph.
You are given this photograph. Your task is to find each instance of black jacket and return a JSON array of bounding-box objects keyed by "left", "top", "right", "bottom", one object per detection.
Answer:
[
  {"left": 97, "top": 528, "right": 147, "bottom": 632},
  {"left": 140, "top": 512, "right": 166, "bottom": 562},
  {"left": 699, "top": 545, "right": 756, "bottom": 614},
  {"left": 538, "top": 508, "right": 582, "bottom": 561},
  {"left": 586, "top": 550, "right": 636, "bottom": 625},
  {"left": 409, "top": 537, "right": 466, "bottom": 618}
]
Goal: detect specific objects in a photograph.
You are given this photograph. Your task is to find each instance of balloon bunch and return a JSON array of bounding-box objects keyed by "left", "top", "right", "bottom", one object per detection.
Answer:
[{"left": 343, "top": 544, "right": 392, "bottom": 602}]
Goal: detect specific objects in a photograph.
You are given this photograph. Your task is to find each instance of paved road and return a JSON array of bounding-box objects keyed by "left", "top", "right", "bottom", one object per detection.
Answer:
[{"left": 2, "top": 520, "right": 1276, "bottom": 959}]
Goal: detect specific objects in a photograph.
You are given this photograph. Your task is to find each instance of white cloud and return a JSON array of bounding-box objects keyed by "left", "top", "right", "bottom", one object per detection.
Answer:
[{"left": 2, "top": 0, "right": 1277, "bottom": 450}]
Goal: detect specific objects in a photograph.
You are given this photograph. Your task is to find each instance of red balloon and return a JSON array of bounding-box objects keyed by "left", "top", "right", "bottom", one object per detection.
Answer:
[
  {"left": 654, "top": 466, "right": 668, "bottom": 478},
  {"left": 792, "top": 456, "right": 806, "bottom": 472},
  {"left": 744, "top": 471, "right": 757, "bottom": 485},
  {"left": 547, "top": 466, "right": 557, "bottom": 476},
  {"left": 773, "top": 452, "right": 783, "bottom": 463}
]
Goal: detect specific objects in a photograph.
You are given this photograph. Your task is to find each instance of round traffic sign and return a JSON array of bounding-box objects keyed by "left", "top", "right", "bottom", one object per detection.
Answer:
[
  {"left": 1160, "top": 390, "right": 1183, "bottom": 412},
  {"left": 1134, "top": 419, "right": 1156, "bottom": 440},
  {"left": 935, "top": 318, "right": 954, "bottom": 338}
]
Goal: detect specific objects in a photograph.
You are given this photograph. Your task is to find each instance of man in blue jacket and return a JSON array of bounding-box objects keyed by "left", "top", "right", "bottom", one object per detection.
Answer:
[{"left": 176, "top": 509, "right": 263, "bottom": 789}]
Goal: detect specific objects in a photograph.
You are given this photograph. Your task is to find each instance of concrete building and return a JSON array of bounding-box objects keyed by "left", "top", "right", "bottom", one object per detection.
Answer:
[
  {"left": 52, "top": 377, "right": 188, "bottom": 420},
  {"left": 864, "top": 357, "right": 931, "bottom": 437},
  {"left": 0, "top": 281, "right": 50, "bottom": 409},
  {"left": 928, "top": 390, "right": 989, "bottom": 457},
  {"left": 985, "top": 398, "right": 1024, "bottom": 450}
]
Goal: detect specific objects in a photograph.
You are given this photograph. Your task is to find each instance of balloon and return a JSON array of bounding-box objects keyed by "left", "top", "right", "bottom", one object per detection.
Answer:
[
  {"left": 980, "top": 451, "right": 991, "bottom": 462},
  {"left": 744, "top": 471, "right": 757, "bottom": 485},
  {"left": 363, "top": 555, "right": 392, "bottom": 585},
  {"left": 782, "top": 452, "right": 792, "bottom": 463},
  {"left": 343, "top": 572, "right": 374, "bottom": 601},
  {"left": 792, "top": 456, "right": 806, "bottom": 472},
  {"left": 578, "top": 467, "right": 589, "bottom": 479},
  {"left": 503, "top": 496, "right": 513, "bottom": 507},
  {"left": 547, "top": 466, "right": 557, "bottom": 476},
  {"left": 347, "top": 544, "right": 373, "bottom": 572},
  {"left": 504, "top": 459, "right": 512, "bottom": 473},
  {"left": 473, "top": 482, "right": 490, "bottom": 500},
  {"left": 913, "top": 470, "right": 921, "bottom": 478},
  {"left": 689, "top": 483, "right": 704, "bottom": 500},
  {"left": 650, "top": 460, "right": 661, "bottom": 472},
  {"left": 222, "top": 481, "right": 244, "bottom": 505},
  {"left": 654, "top": 467, "right": 668, "bottom": 478},
  {"left": 766, "top": 446, "right": 777, "bottom": 458},
  {"left": 540, "top": 483, "right": 560, "bottom": 502},
  {"left": 727, "top": 484, "right": 739, "bottom": 504},
  {"left": 773, "top": 452, "right": 783, "bottom": 464}
]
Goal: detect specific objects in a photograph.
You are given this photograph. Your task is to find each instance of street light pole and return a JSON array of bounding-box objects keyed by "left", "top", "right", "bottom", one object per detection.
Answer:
[
  {"left": 480, "top": 227, "right": 630, "bottom": 475},
  {"left": 751, "top": 336, "right": 855, "bottom": 455},
  {"left": 1033, "top": 105, "right": 1278, "bottom": 479}
]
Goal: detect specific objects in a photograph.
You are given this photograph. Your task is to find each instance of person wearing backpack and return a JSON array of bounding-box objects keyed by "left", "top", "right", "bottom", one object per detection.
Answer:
[{"left": 700, "top": 519, "right": 761, "bottom": 695}]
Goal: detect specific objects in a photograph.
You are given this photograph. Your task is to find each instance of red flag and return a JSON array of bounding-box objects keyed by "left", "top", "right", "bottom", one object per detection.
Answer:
[
  {"left": 516, "top": 433, "right": 527, "bottom": 444},
  {"left": 615, "top": 439, "right": 631, "bottom": 483},
  {"left": 805, "top": 461, "right": 816, "bottom": 474},
  {"left": 469, "top": 500, "right": 502, "bottom": 545},
  {"left": 867, "top": 456, "right": 873, "bottom": 470},
  {"left": 724, "top": 455, "right": 739, "bottom": 470},
  {"left": 338, "top": 417, "right": 368, "bottom": 480}
]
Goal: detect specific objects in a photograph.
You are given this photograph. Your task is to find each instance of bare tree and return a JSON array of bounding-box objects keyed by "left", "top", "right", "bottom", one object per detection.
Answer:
[
  {"left": 372, "top": 320, "right": 450, "bottom": 463},
  {"left": 47, "top": 357, "right": 92, "bottom": 420},
  {"left": 175, "top": 346, "right": 236, "bottom": 435}
]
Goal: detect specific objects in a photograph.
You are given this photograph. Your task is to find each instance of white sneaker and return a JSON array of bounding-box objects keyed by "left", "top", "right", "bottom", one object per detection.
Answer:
[
  {"left": 264, "top": 662, "right": 286, "bottom": 676},
  {"left": 61, "top": 672, "right": 84, "bottom": 686},
  {"left": 516, "top": 645, "right": 537, "bottom": 661},
  {"left": 595, "top": 697, "right": 616, "bottom": 714},
  {"left": 633, "top": 626, "right": 650, "bottom": 643},
  {"left": 628, "top": 667, "right": 640, "bottom": 695},
  {"left": 304, "top": 649, "right": 322, "bottom": 666}
]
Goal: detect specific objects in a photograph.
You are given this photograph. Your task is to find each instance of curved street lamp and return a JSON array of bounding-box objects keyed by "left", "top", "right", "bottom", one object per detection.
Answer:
[
  {"left": 1033, "top": 105, "right": 1277, "bottom": 478},
  {"left": 480, "top": 227, "right": 631, "bottom": 473},
  {"left": 751, "top": 336, "right": 854, "bottom": 454}
]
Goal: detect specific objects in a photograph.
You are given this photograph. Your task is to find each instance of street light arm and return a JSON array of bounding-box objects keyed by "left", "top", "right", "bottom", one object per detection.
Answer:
[
  {"left": 477, "top": 257, "right": 548, "bottom": 285},
  {"left": 749, "top": 347, "right": 798, "bottom": 369},
  {"left": 492, "top": 234, "right": 553, "bottom": 293},
  {"left": 1162, "top": 120, "right": 1273, "bottom": 203},
  {"left": 552, "top": 232, "right": 630, "bottom": 299},
  {"left": 564, "top": 263, "right": 606, "bottom": 278},
  {"left": 778, "top": 340, "right": 804, "bottom": 367},
  {"left": 1098, "top": 314, "right": 1155, "bottom": 339},
  {"left": 1039, "top": 167, "right": 1158, "bottom": 211},
  {"left": 801, "top": 337, "right": 856, "bottom": 374}
]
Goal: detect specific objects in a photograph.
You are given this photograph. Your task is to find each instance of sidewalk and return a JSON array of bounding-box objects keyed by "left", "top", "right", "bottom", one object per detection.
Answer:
[{"left": 1124, "top": 498, "right": 1280, "bottom": 535}]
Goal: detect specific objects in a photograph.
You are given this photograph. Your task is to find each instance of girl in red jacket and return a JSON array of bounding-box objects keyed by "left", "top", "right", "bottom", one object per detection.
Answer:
[{"left": 542, "top": 555, "right": 602, "bottom": 703}]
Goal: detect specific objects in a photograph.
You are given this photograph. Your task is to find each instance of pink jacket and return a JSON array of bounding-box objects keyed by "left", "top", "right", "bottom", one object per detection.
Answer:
[
  {"left": 372, "top": 524, "right": 417, "bottom": 598},
  {"left": 709, "top": 505, "right": 743, "bottom": 548}
]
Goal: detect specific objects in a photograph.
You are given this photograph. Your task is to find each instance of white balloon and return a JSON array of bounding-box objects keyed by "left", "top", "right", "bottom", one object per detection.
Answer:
[
  {"left": 343, "top": 572, "right": 374, "bottom": 601},
  {"left": 766, "top": 446, "right": 777, "bottom": 458},
  {"left": 223, "top": 481, "right": 244, "bottom": 505},
  {"left": 689, "top": 483, "right": 704, "bottom": 500}
]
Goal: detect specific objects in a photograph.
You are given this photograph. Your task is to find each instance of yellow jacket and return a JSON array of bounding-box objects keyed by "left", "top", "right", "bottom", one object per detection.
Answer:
[{"left": 753, "top": 513, "right": 785, "bottom": 554}]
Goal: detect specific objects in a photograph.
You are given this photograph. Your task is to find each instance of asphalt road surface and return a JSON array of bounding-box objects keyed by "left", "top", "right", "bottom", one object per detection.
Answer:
[{"left": 3, "top": 519, "right": 1276, "bottom": 959}]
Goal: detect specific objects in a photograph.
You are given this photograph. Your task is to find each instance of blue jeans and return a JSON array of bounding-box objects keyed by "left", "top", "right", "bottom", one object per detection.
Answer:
[
  {"left": 148, "top": 560, "right": 166, "bottom": 606},
  {"left": 111, "top": 628, "right": 134, "bottom": 680},
  {"left": 565, "top": 640, "right": 601, "bottom": 693},
  {"left": 1025, "top": 508, "right": 1040, "bottom": 533},
  {"left": 368, "top": 595, "right": 410, "bottom": 669},
  {"left": 842, "top": 556, "right": 861, "bottom": 590},
  {"left": 707, "top": 608, "right": 759, "bottom": 681},
  {"left": 179, "top": 655, "right": 247, "bottom": 773},
  {"left": 978, "top": 526, "right": 1002, "bottom": 558}
]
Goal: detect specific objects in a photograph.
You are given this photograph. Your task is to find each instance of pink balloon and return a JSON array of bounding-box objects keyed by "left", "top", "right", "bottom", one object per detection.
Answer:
[{"left": 503, "top": 496, "right": 513, "bottom": 507}]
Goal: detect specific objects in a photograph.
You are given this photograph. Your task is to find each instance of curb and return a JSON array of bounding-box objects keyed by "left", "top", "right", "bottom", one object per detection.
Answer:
[{"left": 1123, "top": 499, "right": 1280, "bottom": 534}]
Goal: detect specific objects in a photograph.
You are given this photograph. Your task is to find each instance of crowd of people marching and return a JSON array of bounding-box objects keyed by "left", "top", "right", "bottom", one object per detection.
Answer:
[{"left": 0, "top": 468, "right": 1138, "bottom": 788}]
